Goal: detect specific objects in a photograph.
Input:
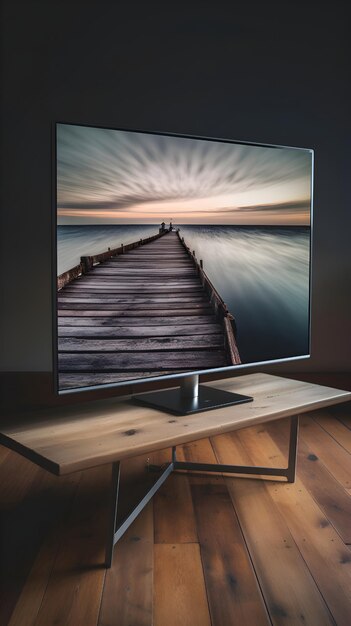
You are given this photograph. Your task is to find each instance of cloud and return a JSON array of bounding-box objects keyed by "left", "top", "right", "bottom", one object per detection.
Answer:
[
  {"left": 223, "top": 199, "right": 310, "bottom": 214},
  {"left": 56, "top": 124, "right": 312, "bottom": 224},
  {"left": 58, "top": 190, "right": 194, "bottom": 212}
]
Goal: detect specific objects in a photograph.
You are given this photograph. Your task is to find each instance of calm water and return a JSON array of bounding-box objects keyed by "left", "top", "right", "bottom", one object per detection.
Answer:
[
  {"left": 57, "top": 225, "right": 159, "bottom": 274},
  {"left": 57, "top": 224, "right": 310, "bottom": 365}
]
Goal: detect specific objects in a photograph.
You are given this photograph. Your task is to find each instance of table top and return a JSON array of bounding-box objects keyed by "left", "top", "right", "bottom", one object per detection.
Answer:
[{"left": 0, "top": 373, "right": 350, "bottom": 475}]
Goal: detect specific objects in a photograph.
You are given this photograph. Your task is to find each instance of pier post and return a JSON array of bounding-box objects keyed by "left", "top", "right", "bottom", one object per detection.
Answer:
[
  {"left": 199, "top": 259, "right": 205, "bottom": 284},
  {"left": 80, "top": 256, "right": 93, "bottom": 274}
]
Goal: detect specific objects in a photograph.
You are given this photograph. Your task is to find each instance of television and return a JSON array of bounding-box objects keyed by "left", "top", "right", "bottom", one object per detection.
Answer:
[{"left": 54, "top": 123, "right": 313, "bottom": 414}]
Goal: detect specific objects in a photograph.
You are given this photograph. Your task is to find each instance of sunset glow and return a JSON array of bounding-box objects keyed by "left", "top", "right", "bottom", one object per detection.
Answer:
[{"left": 57, "top": 125, "right": 312, "bottom": 225}]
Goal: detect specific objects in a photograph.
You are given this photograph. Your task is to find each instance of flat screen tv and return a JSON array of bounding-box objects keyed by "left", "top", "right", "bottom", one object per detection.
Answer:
[{"left": 54, "top": 123, "right": 313, "bottom": 414}]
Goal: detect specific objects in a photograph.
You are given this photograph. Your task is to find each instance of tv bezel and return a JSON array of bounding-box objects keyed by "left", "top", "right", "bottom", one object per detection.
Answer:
[{"left": 52, "top": 121, "right": 314, "bottom": 397}]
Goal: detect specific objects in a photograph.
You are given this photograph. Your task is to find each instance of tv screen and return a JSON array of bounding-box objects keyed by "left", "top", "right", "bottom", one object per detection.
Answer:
[{"left": 55, "top": 123, "right": 313, "bottom": 399}]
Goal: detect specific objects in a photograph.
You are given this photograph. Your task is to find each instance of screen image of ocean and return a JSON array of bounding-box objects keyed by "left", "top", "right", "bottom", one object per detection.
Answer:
[{"left": 57, "top": 224, "right": 310, "bottom": 366}]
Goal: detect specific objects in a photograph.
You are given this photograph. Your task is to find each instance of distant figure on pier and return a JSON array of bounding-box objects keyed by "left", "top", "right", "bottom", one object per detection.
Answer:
[
  {"left": 169, "top": 220, "right": 173, "bottom": 231},
  {"left": 159, "top": 221, "right": 166, "bottom": 234}
]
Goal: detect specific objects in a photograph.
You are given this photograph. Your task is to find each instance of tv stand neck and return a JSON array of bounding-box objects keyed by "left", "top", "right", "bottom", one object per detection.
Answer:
[{"left": 180, "top": 374, "right": 199, "bottom": 399}]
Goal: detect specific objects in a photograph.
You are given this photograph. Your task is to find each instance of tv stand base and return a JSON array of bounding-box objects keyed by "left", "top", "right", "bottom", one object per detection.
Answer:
[{"left": 105, "top": 414, "right": 299, "bottom": 568}]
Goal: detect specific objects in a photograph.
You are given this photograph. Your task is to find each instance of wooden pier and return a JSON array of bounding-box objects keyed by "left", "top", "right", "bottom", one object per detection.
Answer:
[{"left": 57, "top": 229, "right": 241, "bottom": 390}]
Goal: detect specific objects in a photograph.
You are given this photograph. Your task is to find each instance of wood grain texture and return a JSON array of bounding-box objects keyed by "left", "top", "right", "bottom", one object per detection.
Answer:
[
  {"left": 313, "top": 410, "right": 351, "bottom": 453},
  {"left": 32, "top": 465, "right": 108, "bottom": 626},
  {"left": 239, "top": 425, "right": 351, "bottom": 626},
  {"left": 7, "top": 473, "right": 80, "bottom": 626},
  {"left": 267, "top": 418, "right": 351, "bottom": 543},
  {"left": 0, "top": 444, "right": 10, "bottom": 466},
  {"left": 0, "top": 455, "right": 44, "bottom": 625},
  {"left": 154, "top": 472, "right": 198, "bottom": 543},
  {"left": 67, "top": 283, "right": 204, "bottom": 291},
  {"left": 179, "top": 436, "right": 222, "bottom": 485},
  {"left": 154, "top": 544, "right": 211, "bottom": 626},
  {"left": 98, "top": 503, "right": 154, "bottom": 626},
  {"left": 58, "top": 349, "right": 227, "bottom": 370},
  {"left": 57, "top": 322, "right": 223, "bottom": 338},
  {"left": 58, "top": 294, "right": 207, "bottom": 302},
  {"left": 269, "top": 481, "right": 351, "bottom": 626},
  {"left": 0, "top": 450, "right": 40, "bottom": 509},
  {"left": 192, "top": 483, "right": 271, "bottom": 626},
  {"left": 223, "top": 479, "right": 335, "bottom": 625},
  {"left": 57, "top": 307, "right": 213, "bottom": 316},
  {"left": 58, "top": 314, "right": 217, "bottom": 326},
  {"left": 116, "top": 453, "right": 160, "bottom": 527},
  {"left": 1, "top": 374, "right": 350, "bottom": 476},
  {"left": 57, "top": 230, "right": 240, "bottom": 388},
  {"left": 58, "top": 335, "right": 224, "bottom": 352},
  {"left": 3, "top": 390, "right": 351, "bottom": 626},
  {"left": 58, "top": 372, "right": 176, "bottom": 389},
  {"left": 215, "top": 420, "right": 351, "bottom": 626},
  {"left": 299, "top": 415, "right": 351, "bottom": 488},
  {"left": 333, "top": 406, "right": 351, "bottom": 431}
]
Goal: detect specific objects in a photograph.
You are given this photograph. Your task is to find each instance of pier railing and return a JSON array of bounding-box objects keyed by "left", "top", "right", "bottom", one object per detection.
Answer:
[
  {"left": 57, "top": 229, "right": 169, "bottom": 290},
  {"left": 177, "top": 230, "right": 240, "bottom": 364}
]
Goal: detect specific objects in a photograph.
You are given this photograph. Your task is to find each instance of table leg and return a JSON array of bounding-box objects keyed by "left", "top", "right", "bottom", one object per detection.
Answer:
[
  {"left": 105, "top": 461, "right": 120, "bottom": 568},
  {"left": 286, "top": 415, "right": 299, "bottom": 483},
  {"left": 173, "top": 415, "right": 300, "bottom": 482},
  {"left": 105, "top": 458, "right": 173, "bottom": 568},
  {"left": 105, "top": 416, "right": 299, "bottom": 567}
]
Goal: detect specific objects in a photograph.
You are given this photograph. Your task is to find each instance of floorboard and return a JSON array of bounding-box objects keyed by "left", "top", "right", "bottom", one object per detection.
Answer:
[
  {"left": 267, "top": 419, "right": 351, "bottom": 543},
  {"left": 299, "top": 415, "right": 351, "bottom": 489},
  {"left": 230, "top": 424, "right": 351, "bottom": 626},
  {"left": 98, "top": 504, "right": 154, "bottom": 626},
  {"left": 154, "top": 544, "right": 211, "bottom": 626},
  {"left": 191, "top": 483, "right": 271, "bottom": 626}
]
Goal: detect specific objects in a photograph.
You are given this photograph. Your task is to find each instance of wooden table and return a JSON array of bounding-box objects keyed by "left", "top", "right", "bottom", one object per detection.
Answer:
[{"left": 1, "top": 373, "right": 350, "bottom": 567}]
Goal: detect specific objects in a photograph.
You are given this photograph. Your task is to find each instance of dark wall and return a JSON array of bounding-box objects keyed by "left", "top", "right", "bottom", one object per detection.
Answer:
[{"left": 1, "top": 2, "right": 350, "bottom": 387}]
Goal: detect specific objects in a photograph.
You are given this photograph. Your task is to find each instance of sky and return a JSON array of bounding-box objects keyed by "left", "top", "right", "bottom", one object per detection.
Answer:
[{"left": 57, "top": 124, "right": 312, "bottom": 226}]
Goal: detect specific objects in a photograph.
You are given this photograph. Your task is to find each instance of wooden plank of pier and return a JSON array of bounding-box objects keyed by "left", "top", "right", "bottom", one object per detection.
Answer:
[{"left": 57, "top": 230, "right": 241, "bottom": 390}]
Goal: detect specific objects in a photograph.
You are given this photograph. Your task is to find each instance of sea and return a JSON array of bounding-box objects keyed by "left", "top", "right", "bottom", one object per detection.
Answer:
[{"left": 57, "top": 224, "right": 311, "bottom": 365}]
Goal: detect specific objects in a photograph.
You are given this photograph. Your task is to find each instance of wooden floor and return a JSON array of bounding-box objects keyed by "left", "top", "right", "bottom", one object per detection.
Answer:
[
  {"left": 1, "top": 397, "right": 351, "bottom": 625},
  {"left": 58, "top": 230, "right": 236, "bottom": 390}
]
